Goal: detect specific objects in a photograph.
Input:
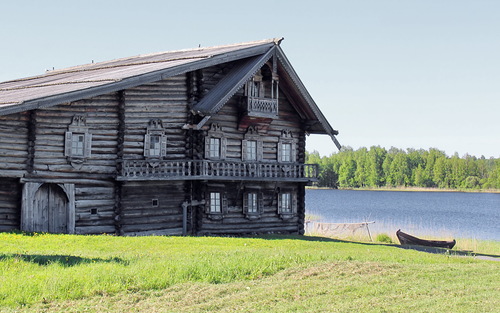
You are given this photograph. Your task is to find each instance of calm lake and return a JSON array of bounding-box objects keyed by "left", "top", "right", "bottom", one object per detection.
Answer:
[{"left": 305, "top": 189, "right": 500, "bottom": 241}]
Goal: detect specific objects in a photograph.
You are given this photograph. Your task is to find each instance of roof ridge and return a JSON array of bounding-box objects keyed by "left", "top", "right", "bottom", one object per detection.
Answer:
[{"left": 1, "top": 38, "right": 283, "bottom": 85}]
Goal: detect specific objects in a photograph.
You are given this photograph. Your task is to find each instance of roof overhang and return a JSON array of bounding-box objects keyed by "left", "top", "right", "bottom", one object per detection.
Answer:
[{"left": 0, "top": 40, "right": 278, "bottom": 116}]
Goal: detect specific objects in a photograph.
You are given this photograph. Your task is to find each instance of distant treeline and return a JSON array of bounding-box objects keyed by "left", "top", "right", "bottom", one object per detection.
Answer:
[{"left": 306, "top": 147, "right": 500, "bottom": 190}]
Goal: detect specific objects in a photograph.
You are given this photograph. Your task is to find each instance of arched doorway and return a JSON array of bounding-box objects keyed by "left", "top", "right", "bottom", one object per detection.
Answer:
[{"left": 31, "top": 184, "right": 69, "bottom": 233}]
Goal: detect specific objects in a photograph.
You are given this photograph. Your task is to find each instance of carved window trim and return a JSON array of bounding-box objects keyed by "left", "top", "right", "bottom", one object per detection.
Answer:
[
  {"left": 65, "top": 115, "right": 92, "bottom": 167},
  {"left": 204, "top": 123, "right": 227, "bottom": 160},
  {"left": 205, "top": 190, "right": 228, "bottom": 220},
  {"left": 243, "top": 189, "right": 264, "bottom": 220},
  {"left": 277, "top": 130, "right": 296, "bottom": 163},
  {"left": 277, "top": 189, "right": 297, "bottom": 220},
  {"left": 144, "top": 119, "right": 167, "bottom": 160},
  {"left": 241, "top": 126, "right": 263, "bottom": 162}
]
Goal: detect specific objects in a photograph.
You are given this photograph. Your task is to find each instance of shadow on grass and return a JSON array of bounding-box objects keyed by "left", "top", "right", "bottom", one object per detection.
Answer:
[
  {"left": 0, "top": 254, "right": 129, "bottom": 267},
  {"left": 255, "top": 234, "right": 500, "bottom": 261},
  {"left": 394, "top": 244, "right": 500, "bottom": 261}
]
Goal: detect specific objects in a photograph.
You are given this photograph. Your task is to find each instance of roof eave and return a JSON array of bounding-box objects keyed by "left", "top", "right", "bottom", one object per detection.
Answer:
[
  {"left": 192, "top": 47, "right": 276, "bottom": 116},
  {"left": 275, "top": 46, "right": 341, "bottom": 149},
  {"left": 0, "top": 42, "right": 277, "bottom": 116}
]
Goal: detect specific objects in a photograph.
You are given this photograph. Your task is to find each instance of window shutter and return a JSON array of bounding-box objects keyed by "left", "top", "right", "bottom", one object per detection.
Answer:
[
  {"left": 257, "top": 140, "right": 263, "bottom": 161},
  {"left": 241, "top": 140, "right": 247, "bottom": 161},
  {"left": 204, "top": 136, "right": 210, "bottom": 159},
  {"left": 242, "top": 192, "right": 248, "bottom": 214},
  {"left": 64, "top": 131, "right": 72, "bottom": 157},
  {"left": 291, "top": 141, "right": 296, "bottom": 162},
  {"left": 277, "top": 142, "right": 282, "bottom": 162},
  {"left": 144, "top": 134, "right": 151, "bottom": 157},
  {"left": 222, "top": 193, "right": 228, "bottom": 214},
  {"left": 292, "top": 192, "right": 298, "bottom": 213},
  {"left": 204, "top": 192, "right": 210, "bottom": 214},
  {"left": 160, "top": 134, "right": 167, "bottom": 157},
  {"left": 258, "top": 192, "right": 264, "bottom": 214},
  {"left": 220, "top": 137, "right": 227, "bottom": 160},
  {"left": 277, "top": 193, "right": 282, "bottom": 213},
  {"left": 84, "top": 133, "right": 92, "bottom": 158}
]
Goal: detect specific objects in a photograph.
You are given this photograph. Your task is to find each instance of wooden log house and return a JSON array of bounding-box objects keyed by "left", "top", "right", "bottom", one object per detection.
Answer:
[{"left": 0, "top": 38, "right": 340, "bottom": 236}]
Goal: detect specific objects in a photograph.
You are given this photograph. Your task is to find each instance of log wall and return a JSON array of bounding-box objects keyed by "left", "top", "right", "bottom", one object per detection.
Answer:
[
  {"left": 74, "top": 183, "right": 116, "bottom": 234},
  {"left": 196, "top": 181, "right": 301, "bottom": 235},
  {"left": 205, "top": 88, "right": 304, "bottom": 163},
  {"left": 123, "top": 76, "right": 189, "bottom": 160},
  {"left": 33, "top": 94, "right": 119, "bottom": 179},
  {"left": 0, "top": 112, "right": 28, "bottom": 177},
  {"left": 120, "top": 181, "right": 185, "bottom": 236},
  {"left": 0, "top": 61, "right": 310, "bottom": 236},
  {"left": 0, "top": 178, "right": 21, "bottom": 231}
]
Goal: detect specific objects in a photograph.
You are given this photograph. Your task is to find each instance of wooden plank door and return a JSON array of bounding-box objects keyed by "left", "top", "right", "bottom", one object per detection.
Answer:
[{"left": 33, "top": 184, "right": 68, "bottom": 233}]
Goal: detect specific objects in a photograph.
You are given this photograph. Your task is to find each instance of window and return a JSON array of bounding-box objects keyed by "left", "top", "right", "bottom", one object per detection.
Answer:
[
  {"left": 277, "top": 130, "right": 295, "bottom": 163},
  {"left": 205, "top": 190, "right": 227, "bottom": 220},
  {"left": 71, "top": 133, "right": 85, "bottom": 156},
  {"left": 243, "top": 190, "right": 263, "bottom": 219},
  {"left": 65, "top": 115, "right": 92, "bottom": 167},
  {"left": 205, "top": 123, "right": 226, "bottom": 160},
  {"left": 246, "top": 140, "right": 257, "bottom": 161},
  {"left": 209, "top": 138, "right": 221, "bottom": 159},
  {"left": 278, "top": 190, "right": 296, "bottom": 219},
  {"left": 280, "top": 193, "right": 292, "bottom": 213},
  {"left": 210, "top": 192, "right": 221, "bottom": 213},
  {"left": 149, "top": 135, "right": 161, "bottom": 157},
  {"left": 152, "top": 199, "right": 159, "bottom": 207},
  {"left": 247, "top": 192, "right": 258, "bottom": 213},
  {"left": 281, "top": 143, "right": 292, "bottom": 162},
  {"left": 144, "top": 119, "right": 167, "bottom": 159},
  {"left": 242, "top": 126, "right": 262, "bottom": 162}
]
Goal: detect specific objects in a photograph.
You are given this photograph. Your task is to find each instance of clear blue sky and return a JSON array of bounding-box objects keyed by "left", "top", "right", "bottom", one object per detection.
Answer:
[{"left": 1, "top": 1, "right": 499, "bottom": 158}]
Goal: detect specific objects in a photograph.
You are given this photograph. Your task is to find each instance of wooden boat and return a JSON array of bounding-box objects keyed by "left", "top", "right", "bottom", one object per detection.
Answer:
[{"left": 396, "top": 229, "right": 456, "bottom": 249}]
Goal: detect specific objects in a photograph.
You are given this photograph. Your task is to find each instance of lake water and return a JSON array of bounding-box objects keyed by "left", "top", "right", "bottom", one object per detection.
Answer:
[{"left": 305, "top": 189, "right": 500, "bottom": 241}]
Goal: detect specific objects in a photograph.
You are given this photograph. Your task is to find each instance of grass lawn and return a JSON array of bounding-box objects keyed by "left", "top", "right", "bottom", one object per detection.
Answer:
[{"left": 0, "top": 232, "right": 499, "bottom": 312}]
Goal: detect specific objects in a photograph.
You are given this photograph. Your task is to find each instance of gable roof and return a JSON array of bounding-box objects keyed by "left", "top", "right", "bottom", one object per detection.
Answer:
[{"left": 0, "top": 38, "right": 340, "bottom": 148}]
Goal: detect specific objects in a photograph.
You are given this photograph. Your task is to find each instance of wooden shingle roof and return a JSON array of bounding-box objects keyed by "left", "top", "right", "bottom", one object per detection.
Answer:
[{"left": 0, "top": 38, "right": 340, "bottom": 147}]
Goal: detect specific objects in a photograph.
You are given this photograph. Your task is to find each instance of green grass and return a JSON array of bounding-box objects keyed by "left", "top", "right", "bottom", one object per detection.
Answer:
[{"left": 0, "top": 232, "right": 499, "bottom": 312}]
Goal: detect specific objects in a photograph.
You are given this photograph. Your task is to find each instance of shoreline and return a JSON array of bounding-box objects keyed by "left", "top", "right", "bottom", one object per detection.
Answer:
[{"left": 306, "top": 186, "right": 500, "bottom": 194}]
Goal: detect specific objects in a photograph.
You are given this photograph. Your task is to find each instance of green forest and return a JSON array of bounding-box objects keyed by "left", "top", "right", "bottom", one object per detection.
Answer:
[{"left": 306, "top": 147, "right": 500, "bottom": 190}]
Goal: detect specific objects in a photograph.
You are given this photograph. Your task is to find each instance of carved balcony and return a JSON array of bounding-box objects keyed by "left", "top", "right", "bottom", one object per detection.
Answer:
[
  {"left": 246, "top": 97, "right": 278, "bottom": 118},
  {"left": 117, "top": 159, "right": 318, "bottom": 182}
]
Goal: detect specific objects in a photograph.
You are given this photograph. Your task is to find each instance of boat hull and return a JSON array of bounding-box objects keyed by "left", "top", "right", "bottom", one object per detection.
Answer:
[{"left": 396, "top": 229, "right": 456, "bottom": 249}]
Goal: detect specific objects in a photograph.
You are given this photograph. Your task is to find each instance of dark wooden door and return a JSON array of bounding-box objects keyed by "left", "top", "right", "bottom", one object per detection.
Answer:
[{"left": 33, "top": 184, "right": 68, "bottom": 233}]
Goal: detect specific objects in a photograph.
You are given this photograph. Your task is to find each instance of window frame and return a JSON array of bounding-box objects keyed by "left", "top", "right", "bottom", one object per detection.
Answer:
[
  {"left": 246, "top": 140, "right": 257, "bottom": 161},
  {"left": 241, "top": 126, "right": 263, "bottom": 162},
  {"left": 205, "top": 190, "right": 228, "bottom": 220},
  {"left": 65, "top": 115, "right": 92, "bottom": 166},
  {"left": 243, "top": 190, "right": 264, "bottom": 220},
  {"left": 205, "top": 123, "right": 226, "bottom": 160},
  {"left": 144, "top": 119, "right": 167, "bottom": 159},
  {"left": 71, "top": 133, "right": 86, "bottom": 157},
  {"left": 277, "top": 130, "right": 296, "bottom": 163},
  {"left": 209, "top": 137, "right": 221, "bottom": 159},
  {"left": 277, "top": 189, "right": 297, "bottom": 219},
  {"left": 209, "top": 192, "right": 222, "bottom": 213}
]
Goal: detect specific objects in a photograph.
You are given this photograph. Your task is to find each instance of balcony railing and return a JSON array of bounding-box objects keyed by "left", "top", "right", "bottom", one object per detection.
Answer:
[
  {"left": 118, "top": 159, "right": 318, "bottom": 182},
  {"left": 246, "top": 97, "right": 278, "bottom": 118}
]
